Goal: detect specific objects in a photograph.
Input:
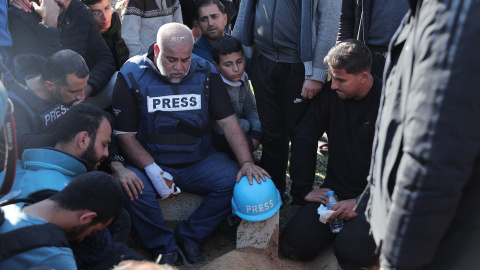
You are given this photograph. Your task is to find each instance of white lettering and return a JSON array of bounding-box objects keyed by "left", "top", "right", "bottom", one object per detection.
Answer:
[
  {"left": 147, "top": 94, "right": 201, "bottom": 113},
  {"left": 264, "top": 202, "right": 270, "bottom": 211},
  {"left": 44, "top": 114, "right": 51, "bottom": 125},
  {"left": 43, "top": 105, "right": 69, "bottom": 126},
  {"left": 244, "top": 200, "right": 277, "bottom": 215}
]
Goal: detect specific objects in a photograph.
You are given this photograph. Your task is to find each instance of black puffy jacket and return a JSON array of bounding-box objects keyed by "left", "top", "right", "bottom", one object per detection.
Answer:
[{"left": 8, "top": 0, "right": 115, "bottom": 96}]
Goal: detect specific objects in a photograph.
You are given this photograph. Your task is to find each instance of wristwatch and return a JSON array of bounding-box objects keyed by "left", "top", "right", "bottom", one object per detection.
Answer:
[{"left": 109, "top": 155, "right": 125, "bottom": 166}]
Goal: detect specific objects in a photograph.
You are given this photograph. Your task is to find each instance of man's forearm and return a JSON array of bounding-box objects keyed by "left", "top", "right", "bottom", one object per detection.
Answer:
[
  {"left": 117, "top": 133, "right": 154, "bottom": 169},
  {"left": 218, "top": 115, "right": 253, "bottom": 164}
]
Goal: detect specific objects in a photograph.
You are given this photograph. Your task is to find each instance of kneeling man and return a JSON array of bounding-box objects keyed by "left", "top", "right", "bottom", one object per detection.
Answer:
[{"left": 280, "top": 40, "right": 381, "bottom": 269}]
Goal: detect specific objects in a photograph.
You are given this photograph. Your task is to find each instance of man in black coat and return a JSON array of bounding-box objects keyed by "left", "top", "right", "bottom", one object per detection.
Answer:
[
  {"left": 358, "top": 0, "right": 480, "bottom": 269},
  {"left": 8, "top": 0, "right": 116, "bottom": 108}
]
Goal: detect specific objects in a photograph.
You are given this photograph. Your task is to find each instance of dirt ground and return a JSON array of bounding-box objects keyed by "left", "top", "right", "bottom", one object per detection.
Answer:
[{"left": 128, "top": 216, "right": 340, "bottom": 270}]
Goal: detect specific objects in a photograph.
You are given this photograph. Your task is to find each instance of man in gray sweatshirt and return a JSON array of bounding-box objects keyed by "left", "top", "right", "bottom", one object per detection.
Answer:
[{"left": 232, "top": 0, "right": 341, "bottom": 198}]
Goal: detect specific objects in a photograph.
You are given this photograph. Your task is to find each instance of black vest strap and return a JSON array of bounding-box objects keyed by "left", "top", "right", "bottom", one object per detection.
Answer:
[
  {"left": 171, "top": 84, "right": 180, "bottom": 95},
  {"left": 127, "top": 72, "right": 143, "bottom": 106},
  {"left": 204, "top": 63, "right": 211, "bottom": 101}
]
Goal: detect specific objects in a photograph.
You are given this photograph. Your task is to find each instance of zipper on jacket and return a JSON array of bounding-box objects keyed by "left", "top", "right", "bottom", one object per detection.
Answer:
[{"left": 271, "top": 0, "right": 280, "bottom": 62}]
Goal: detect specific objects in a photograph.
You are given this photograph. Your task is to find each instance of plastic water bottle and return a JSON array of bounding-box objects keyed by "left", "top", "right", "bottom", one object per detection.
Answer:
[{"left": 326, "top": 190, "right": 343, "bottom": 233}]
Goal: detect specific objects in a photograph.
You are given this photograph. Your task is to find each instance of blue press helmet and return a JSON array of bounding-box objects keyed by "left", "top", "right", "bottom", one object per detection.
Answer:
[{"left": 231, "top": 175, "right": 282, "bottom": 222}]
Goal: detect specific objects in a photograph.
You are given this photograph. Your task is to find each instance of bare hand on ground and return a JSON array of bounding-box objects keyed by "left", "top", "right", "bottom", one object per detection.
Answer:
[
  {"left": 329, "top": 199, "right": 358, "bottom": 220},
  {"left": 236, "top": 161, "right": 270, "bottom": 184},
  {"left": 10, "top": 0, "right": 31, "bottom": 12},
  {"left": 304, "top": 188, "right": 331, "bottom": 204},
  {"left": 301, "top": 79, "right": 323, "bottom": 99},
  {"left": 112, "top": 163, "right": 144, "bottom": 200}
]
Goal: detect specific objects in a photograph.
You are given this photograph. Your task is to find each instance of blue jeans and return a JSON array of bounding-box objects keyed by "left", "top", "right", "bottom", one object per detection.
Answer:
[{"left": 124, "top": 152, "right": 239, "bottom": 255}]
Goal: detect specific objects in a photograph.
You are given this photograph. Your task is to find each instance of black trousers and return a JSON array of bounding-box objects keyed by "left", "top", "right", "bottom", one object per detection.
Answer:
[
  {"left": 250, "top": 51, "right": 310, "bottom": 195},
  {"left": 280, "top": 203, "right": 378, "bottom": 269},
  {"left": 212, "top": 132, "right": 255, "bottom": 161}
]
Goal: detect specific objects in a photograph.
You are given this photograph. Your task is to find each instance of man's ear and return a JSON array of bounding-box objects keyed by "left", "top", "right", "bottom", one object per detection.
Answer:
[
  {"left": 79, "top": 211, "right": 97, "bottom": 225},
  {"left": 76, "top": 131, "right": 90, "bottom": 150},
  {"left": 154, "top": 44, "right": 160, "bottom": 58},
  {"left": 44, "top": 80, "right": 56, "bottom": 93},
  {"left": 360, "top": 71, "right": 370, "bottom": 83},
  {"left": 223, "top": 13, "right": 228, "bottom": 24}
]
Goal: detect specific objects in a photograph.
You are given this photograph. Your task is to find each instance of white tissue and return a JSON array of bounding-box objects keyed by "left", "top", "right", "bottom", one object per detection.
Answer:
[{"left": 317, "top": 204, "right": 335, "bottom": 224}]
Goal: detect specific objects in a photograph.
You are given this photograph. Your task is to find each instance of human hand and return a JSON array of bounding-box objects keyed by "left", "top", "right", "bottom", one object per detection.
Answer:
[
  {"left": 111, "top": 161, "right": 144, "bottom": 200},
  {"left": 329, "top": 199, "right": 358, "bottom": 220},
  {"left": 236, "top": 161, "right": 270, "bottom": 184},
  {"left": 301, "top": 79, "right": 324, "bottom": 99},
  {"left": 144, "top": 162, "right": 180, "bottom": 199},
  {"left": 10, "top": 0, "right": 32, "bottom": 12},
  {"left": 304, "top": 188, "right": 331, "bottom": 204},
  {"left": 32, "top": 0, "right": 61, "bottom": 27}
]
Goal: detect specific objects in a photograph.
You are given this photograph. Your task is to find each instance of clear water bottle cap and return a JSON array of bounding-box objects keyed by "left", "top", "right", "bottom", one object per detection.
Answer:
[{"left": 327, "top": 190, "right": 334, "bottom": 196}]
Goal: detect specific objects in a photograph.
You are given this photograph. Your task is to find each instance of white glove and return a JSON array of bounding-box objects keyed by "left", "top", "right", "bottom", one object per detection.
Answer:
[{"left": 144, "top": 162, "right": 181, "bottom": 199}]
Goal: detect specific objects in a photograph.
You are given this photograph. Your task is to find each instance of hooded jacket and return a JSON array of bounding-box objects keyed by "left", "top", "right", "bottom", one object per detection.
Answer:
[{"left": 0, "top": 148, "right": 87, "bottom": 201}]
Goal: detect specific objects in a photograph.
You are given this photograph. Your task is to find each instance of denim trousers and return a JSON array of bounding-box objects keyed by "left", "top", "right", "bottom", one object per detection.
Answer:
[{"left": 124, "top": 152, "right": 239, "bottom": 255}]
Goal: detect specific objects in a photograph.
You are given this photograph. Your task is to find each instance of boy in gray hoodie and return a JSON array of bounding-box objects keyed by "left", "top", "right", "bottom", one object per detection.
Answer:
[{"left": 211, "top": 35, "right": 261, "bottom": 160}]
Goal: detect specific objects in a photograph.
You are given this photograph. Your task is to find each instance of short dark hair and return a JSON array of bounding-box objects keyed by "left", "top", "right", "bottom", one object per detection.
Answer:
[
  {"left": 81, "top": 0, "right": 102, "bottom": 5},
  {"left": 195, "top": 0, "right": 225, "bottom": 21},
  {"left": 41, "top": 49, "right": 90, "bottom": 86},
  {"left": 49, "top": 171, "right": 123, "bottom": 225},
  {"left": 323, "top": 39, "right": 372, "bottom": 74},
  {"left": 211, "top": 35, "right": 243, "bottom": 63},
  {"left": 55, "top": 103, "right": 113, "bottom": 145}
]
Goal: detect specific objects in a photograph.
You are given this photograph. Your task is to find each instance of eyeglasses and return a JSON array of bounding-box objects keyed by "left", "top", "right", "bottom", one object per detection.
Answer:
[{"left": 90, "top": 5, "right": 113, "bottom": 17}]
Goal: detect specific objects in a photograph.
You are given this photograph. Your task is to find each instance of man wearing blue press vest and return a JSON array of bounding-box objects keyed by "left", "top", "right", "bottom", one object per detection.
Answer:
[
  {"left": 5, "top": 49, "right": 88, "bottom": 156},
  {"left": 112, "top": 22, "right": 269, "bottom": 266}
]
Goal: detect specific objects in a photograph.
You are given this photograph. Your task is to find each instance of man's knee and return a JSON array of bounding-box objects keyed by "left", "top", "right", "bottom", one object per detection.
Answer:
[
  {"left": 333, "top": 224, "right": 378, "bottom": 268},
  {"left": 279, "top": 234, "right": 319, "bottom": 261},
  {"left": 279, "top": 223, "right": 324, "bottom": 261}
]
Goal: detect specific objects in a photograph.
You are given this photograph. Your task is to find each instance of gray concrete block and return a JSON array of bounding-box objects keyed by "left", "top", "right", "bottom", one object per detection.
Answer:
[
  {"left": 158, "top": 192, "right": 205, "bottom": 221},
  {"left": 236, "top": 211, "right": 279, "bottom": 249}
]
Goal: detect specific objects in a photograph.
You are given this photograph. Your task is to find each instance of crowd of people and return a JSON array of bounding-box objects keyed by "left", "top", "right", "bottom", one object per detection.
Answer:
[{"left": 0, "top": 0, "right": 479, "bottom": 269}]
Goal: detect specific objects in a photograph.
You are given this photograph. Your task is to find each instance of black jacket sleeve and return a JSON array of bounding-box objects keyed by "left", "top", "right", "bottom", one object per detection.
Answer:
[
  {"left": 8, "top": 7, "right": 63, "bottom": 57},
  {"left": 336, "top": 0, "right": 356, "bottom": 43}
]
